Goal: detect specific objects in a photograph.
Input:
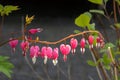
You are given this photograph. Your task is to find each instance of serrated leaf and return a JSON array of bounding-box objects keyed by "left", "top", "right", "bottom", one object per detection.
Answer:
[
  {"left": 4, "top": 5, "right": 19, "bottom": 15},
  {"left": 75, "top": 12, "right": 91, "bottom": 27},
  {"left": 87, "top": 60, "right": 97, "bottom": 66},
  {"left": 89, "top": 9, "right": 104, "bottom": 15},
  {"left": 0, "top": 5, "right": 19, "bottom": 16},
  {"left": 88, "top": 0, "right": 103, "bottom": 5},
  {"left": 74, "top": 30, "right": 81, "bottom": 33}
]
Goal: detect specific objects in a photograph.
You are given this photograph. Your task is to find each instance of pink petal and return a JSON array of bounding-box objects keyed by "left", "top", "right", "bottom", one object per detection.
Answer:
[
  {"left": 70, "top": 38, "right": 78, "bottom": 49},
  {"left": 88, "top": 35, "right": 94, "bottom": 45},
  {"left": 9, "top": 39, "right": 18, "bottom": 48},
  {"left": 60, "top": 44, "right": 71, "bottom": 55},
  {"left": 80, "top": 38, "right": 85, "bottom": 48},
  {"left": 52, "top": 48, "right": 59, "bottom": 60}
]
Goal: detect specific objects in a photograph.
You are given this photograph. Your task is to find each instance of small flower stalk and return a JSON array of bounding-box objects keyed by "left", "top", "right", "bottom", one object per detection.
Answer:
[
  {"left": 70, "top": 38, "right": 78, "bottom": 54},
  {"left": 60, "top": 44, "right": 71, "bottom": 62}
]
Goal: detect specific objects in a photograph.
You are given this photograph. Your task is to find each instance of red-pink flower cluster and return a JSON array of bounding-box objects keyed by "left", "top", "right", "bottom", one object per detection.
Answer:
[{"left": 8, "top": 34, "right": 104, "bottom": 65}]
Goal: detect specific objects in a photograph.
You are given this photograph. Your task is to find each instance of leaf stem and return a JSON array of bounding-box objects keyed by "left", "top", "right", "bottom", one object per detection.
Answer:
[{"left": 108, "top": 47, "right": 118, "bottom": 80}]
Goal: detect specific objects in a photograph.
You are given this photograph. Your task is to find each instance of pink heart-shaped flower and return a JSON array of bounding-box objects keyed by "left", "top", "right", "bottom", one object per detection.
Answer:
[
  {"left": 30, "top": 45, "right": 40, "bottom": 58},
  {"left": 41, "top": 46, "right": 52, "bottom": 59},
  {"left": 60, "top": 44, "right": 71, "bottom": 55}
]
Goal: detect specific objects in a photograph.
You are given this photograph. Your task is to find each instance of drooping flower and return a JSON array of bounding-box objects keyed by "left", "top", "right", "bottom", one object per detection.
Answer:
[
  {"left": 41, "top": 46, "right": 53, "bottom": 64},
  {"left": 20, "top": 41, "right": 29, "bottom": 56},
  {"left": 29, "top": 28, "right": 43, "bottom": 35},
  {"left": 52, "top": 48, "right": 59, "bottom": 66},
  {"left": 80, "top": 38, "right": 85, "bottom": 54},
  {"left": 88, "top": 35, "right": 94, "bottom": 48},
  {"left": 9, "top": 38, "right": 18, "bottom": 52},
  {"left": 30, "top": 45, "right": 40, "bottom": 64},
  {"left": 60, "top": 44, "right": 71, "bottom": 62},
  {"left": 96, "top": 37, "right": 104, "bottom": 48},
  {"left": 70, "top": 38, "right": 78, "bottom": 54}
]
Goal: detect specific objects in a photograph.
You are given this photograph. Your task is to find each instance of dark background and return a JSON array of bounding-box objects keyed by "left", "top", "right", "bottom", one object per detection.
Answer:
[{"left": 0, "top": 0, "right": 98, "bottom": 17}]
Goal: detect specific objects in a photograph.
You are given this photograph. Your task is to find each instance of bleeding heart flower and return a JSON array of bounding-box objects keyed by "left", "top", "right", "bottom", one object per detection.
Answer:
[
  {"left": 96, "top": 37, "right": 104, "bottom": 48},
  {"left": 9, "top": 38, "right": 18, "bottom": 52},
  {"left": 20, "top": 41, "right": 29, "bottom": 56},
  {"left": 80, "top": 38, "right": 85, "bottom": 54},
  {"left": 70, "top": 38, "right": 78, "bottom": 54},
  {"left": 41, "top": 46, "right": 53, "bottom": 64},
  {"left": 88, "top": 35, "right": 94, "bottom": 48},
  {"left": 30, "top": 45, "right": 40, "bottom": 64},
  {"left": 60, "top": 44, "right": 71, "bottom": 62},
  {"left": 29, "top": 28, "right": 43, "bottom": 35},
  {"left": 52, "top": 48, "right": 59, "bottom": 66}
]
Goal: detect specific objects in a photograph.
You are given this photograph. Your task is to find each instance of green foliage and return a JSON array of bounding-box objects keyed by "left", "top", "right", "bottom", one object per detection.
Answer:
[
  {"left": 87, "top": 59, "right": 101, "bottom": 67},
  {"left": 116, "top": 0, "right": 120, "bottom": 5},
  {"left": 0, "top": 4, "right": 19, "bottom": 16},
  {"left": 89, "top": 9, "right": 104, "bottom": 16},
  {"left": 73, "top": 30, "right": 81, "bottom": 34},
  {"left": 114, "top": 23, "right": 120, "bottom": 29},
  {"left": 87, "top": 60, "right": 97, "bottom": 66},
  {"left": 100, "top": 43, "right": 115, "bottom": 53},
  {"left": 0, "top": 56, "right": 14, "bottom": 78},
  {"left": 101, "top": 53, "right": 111, "bottom": 70},
  {"left": 75, "top": 12, "right": 92, "bottom": 28},
  {"left": 104, "top": 43, "right": 115, "bottom": 49},
  {"left": 88, "top": 0, "right": 103, "bottom": 5},
  {"left": 87, "top": 23, "right": 95, "bottom": 30}
]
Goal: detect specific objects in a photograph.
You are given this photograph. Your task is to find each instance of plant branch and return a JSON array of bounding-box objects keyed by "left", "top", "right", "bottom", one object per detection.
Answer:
[{"left": 29, "top": 30, "right": 103, "bottom": 45}]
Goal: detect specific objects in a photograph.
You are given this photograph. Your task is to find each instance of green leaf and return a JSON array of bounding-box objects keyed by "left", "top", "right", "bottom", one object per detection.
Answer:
[
  {"left": 89, "top": 9, "right": 104, "bottom": 15},
  {"left": 0, "top": 4, "right": 3, "bottom": 12},
  {"left": 88, "top": 0, "right": 103, "bottom": 5},
  {"left": 104, "top": 43, "right": 115, "bottom": 48},
  {"left": 116, "top": 0, "right": 120, "bottom": 6},
  {"left": 114, "top": 23, "right": 120, "bottom": 29},
  {"left": 104, "top": 65, "right": 111, "bottom": 70},
  {"left": 4, "top": 5, "right": 19, "bottom": 15},
  {"left": 75, "top": 12, "right": 91, "bottom": 28},
  {"left": 0, "top": 5, "right": 19, "bottom": 16},
  {"left": 103, "top": 53, "right": 111, "bottom": 65},
  {"left": 74, "top": 30, "right": 81, "bottom": 34},
  {"left": 87, "top": 23, "right": 95, "bottom": 30},
  {"left": 87, "top": 60, "right": 97, "bottom": 66},
  {"left": 0, "top": 56, "right": 14, "bottom": 78}
]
